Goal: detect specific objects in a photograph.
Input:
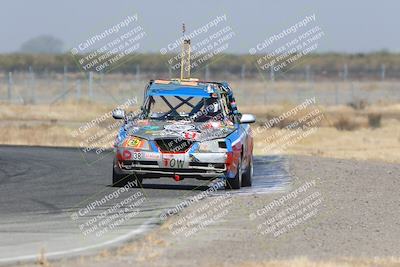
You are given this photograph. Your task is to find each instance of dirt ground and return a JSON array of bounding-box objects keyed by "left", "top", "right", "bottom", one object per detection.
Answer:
[
  {"left": 4, "top": 102, "right": 400, "bottom": 267},
  {"left": 19, "top": 155, "right": 400, "bottom": 267}
]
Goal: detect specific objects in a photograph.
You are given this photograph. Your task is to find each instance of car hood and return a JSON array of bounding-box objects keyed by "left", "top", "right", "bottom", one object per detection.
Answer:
[{"left": 125, "top": 119, "right": 236, "bottom": 142}]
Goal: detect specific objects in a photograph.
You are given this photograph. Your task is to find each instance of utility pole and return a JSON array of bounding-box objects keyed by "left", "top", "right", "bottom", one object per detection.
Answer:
[
  {"left": 343, "top": 63, "right": 348, "bottom": 81},
  {"left": 135, "top": 64, "right": 140, "bottom": 81},
  {"left": 7, "top": 72, "right": 13, "bottom": 102},
  {"left": 335, "top": 83, "right": 339, "bottom": 105},
  {"left": 76, "top": 79, "right": 81, "bottom": 101},
  {"left": 240, "top": 64, "right": 245, "bottom": 80},
  {"left": 180, "top": 23, "right": 191, "bottom": 80},
  {"left": 381, "top": 64, "right": 386, "bottom": 81},
  {"left": 305, "top": 65, "right": 310, "bottom": 83},
  {"left": 205, "top": 65, "right": 210, "bottom": 81},
  {"left": 63, "top": 65, "right": 68, "bottom": 101},
  {"left": 88, "top": 71, "right": 93, "bottom": 100},
  {"left": 29, "top": 66, "right": 35, "bottom": 104},
  {"left": 100, "top": 72, "right": 104, "bottom": 85},
  {"left": 270, "top": 64, "right": 275, "bottom": 82}
]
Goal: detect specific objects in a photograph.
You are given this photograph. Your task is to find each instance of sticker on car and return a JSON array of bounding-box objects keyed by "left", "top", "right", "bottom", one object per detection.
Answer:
[{"left": 162, "top": 154, "right": 186, "bottom": 168}]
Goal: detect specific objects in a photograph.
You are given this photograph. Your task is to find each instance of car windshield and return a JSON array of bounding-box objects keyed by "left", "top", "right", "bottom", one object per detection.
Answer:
[{"left": 145, "top": 95, "right": 224, "bottom": 122}]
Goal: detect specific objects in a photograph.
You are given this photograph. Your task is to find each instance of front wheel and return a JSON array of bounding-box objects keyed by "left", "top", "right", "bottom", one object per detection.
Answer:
[
  {"left": 113, "top": 170, "right": 143, "bottom": 187},
  {"left": 225, "top": 155, "right": 242, "bottom": 190},
  {"left": 112, "top": 167, "right": 127, "bottom": 187},
  {"left": 112, "top": 160, "right": 143, "bottom": 187}
]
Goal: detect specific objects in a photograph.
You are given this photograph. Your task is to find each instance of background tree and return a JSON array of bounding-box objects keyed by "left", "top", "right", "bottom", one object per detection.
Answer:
[{"left": 20, "top": 35, "right": 64, "bottom": 54}]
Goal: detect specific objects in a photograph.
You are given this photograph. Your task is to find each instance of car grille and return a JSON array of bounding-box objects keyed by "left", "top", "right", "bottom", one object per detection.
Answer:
[
  {"left": 155, "top": 138, "right": 193, "bottom": 153},
  {"left": 123, "top": 160, "right": 158, "bottom": 166},
  {"left": 189, "top": 162, "right": 225, "bottom": 169}
]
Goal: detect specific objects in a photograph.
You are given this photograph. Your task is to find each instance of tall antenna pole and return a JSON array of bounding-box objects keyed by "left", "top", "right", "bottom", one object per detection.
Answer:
[{"left": 180, "top": 23, "right": 191, "bottom": 80}]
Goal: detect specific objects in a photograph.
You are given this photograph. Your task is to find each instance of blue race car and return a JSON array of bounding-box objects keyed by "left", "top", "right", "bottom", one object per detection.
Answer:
[{"left": 112, "top": 78, "right": 255, "bottom": 189}]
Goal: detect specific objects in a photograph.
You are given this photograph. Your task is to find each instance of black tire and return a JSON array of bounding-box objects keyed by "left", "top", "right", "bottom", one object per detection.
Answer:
[
  {"left": 112, "top": 160, "right": 143, "bottom": 187},
  {"left": 241, "top": 155, "right": 253, "bottom": 187},
  {"left": 113, "top": 170, "right": 143, "bottom": 188},
  {"left": 112, "top": 166, "right": 127, "bottom": 187},
  {"left": 225, "top": 155, "right": 242, "bottom": 190},
  {"left": 131, "top": 173, "right": 143, "bottom": 188}
]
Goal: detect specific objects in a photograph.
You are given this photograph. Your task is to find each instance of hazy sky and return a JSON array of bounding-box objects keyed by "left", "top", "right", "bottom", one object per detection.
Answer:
[{"left": 1, "top": 0, "right": 398, "bottom": 54}]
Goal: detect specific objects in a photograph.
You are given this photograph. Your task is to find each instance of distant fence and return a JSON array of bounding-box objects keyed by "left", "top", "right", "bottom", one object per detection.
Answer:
[
  {"left": 2, "top": 53, "right": 400, "bottom": 81},
  {"left": 1, "top": 67, "right": 400, "bottom": 106}
]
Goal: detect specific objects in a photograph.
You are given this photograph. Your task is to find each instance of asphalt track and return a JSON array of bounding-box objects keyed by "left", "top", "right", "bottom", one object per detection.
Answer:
[{"left": 0, "top": 146, "right": 291, "bottom": 265}]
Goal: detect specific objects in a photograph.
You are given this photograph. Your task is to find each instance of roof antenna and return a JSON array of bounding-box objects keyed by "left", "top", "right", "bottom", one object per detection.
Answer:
[{"left": 180, "top": 23, "right": 191, "bottom": 80}]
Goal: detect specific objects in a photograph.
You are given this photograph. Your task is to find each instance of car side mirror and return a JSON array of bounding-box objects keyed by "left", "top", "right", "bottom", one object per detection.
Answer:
[
  {"left": 240, "top": 113, "right": 256, "bottom": 124},
  {"left": 112, "top": 109, "right": 125, "bottom": 120}
]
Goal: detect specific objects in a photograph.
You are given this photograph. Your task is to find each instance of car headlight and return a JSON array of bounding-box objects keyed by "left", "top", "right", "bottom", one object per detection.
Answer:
[
  {"left": 198, "top": 139, "right": 227, "bottom": 152},
  {"left": 121, "top": 136, "right": 150, "bottom": 150}
]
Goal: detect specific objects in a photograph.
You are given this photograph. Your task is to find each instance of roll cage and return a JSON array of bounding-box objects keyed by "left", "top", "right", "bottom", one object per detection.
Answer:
[{"left": 138, "top": 80, "right": 240, "bottom": 122}]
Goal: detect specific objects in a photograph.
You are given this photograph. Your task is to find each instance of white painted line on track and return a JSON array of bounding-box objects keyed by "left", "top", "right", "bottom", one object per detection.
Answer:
[
  {"left": 0, "top": 217, "right": 158, "bottom": 264},
  {"left": 212, "top": 156, "right": 292, "bottom": 196},
  {"left": 0, "top": 156, "right": 290, "bottom": 264}
]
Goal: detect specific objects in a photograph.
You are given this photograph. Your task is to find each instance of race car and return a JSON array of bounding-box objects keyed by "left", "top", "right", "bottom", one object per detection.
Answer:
[{"left": 112, "top": 78, "right": 255, "bottom": 189}]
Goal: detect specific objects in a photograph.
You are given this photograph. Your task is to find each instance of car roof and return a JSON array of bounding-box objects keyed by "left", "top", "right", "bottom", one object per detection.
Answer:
[{"left": 147, "top": 79, "right": 230, "bottom": 98}]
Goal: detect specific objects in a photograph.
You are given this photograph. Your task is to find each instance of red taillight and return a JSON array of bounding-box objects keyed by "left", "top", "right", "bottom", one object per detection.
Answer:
[{"left": 174, "top": 174, "right": 181, "bottom": 181}]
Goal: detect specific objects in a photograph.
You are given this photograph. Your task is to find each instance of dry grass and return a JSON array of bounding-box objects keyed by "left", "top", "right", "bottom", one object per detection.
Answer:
[
  {"left": 0, "top": 124, "right": 78, "bottom": 147},
  {"left": 1, "top": 102, "right": 400, "bottom": 163},
  {"left": 0, "top": 101, "right": 113, "bottom": 122},
  {"left": 227, "top": 257, "right": 400, "bottom": 267},
  {"left": 36, "top": 248, "right": 49, "bottom": 266},
  {"left": 253, "top": 119, "right": 400, "bottom": 163},
  {"left": 246, "top": 103, "right": 400, "bottom": 163}
]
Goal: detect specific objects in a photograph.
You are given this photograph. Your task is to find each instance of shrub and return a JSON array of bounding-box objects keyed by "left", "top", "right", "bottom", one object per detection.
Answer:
[
  {"left": 368, "top": 113, "right": 381, "bottom": 128},
  {"left": 347, "top": 99, "right": 367, "bottom": 110},
  {"left": 334, "top": 116, "right": 359, "bottom": 131}
]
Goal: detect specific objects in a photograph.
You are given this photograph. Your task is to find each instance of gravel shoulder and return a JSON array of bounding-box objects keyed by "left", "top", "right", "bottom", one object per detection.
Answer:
[{"left": 16, "top": 156, "right": 400, "bottom": 267}]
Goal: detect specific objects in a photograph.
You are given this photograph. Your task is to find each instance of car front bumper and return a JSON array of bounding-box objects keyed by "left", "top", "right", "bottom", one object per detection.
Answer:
[{"left": 115, "top": 150, "right": 228, "bottom": 179}]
